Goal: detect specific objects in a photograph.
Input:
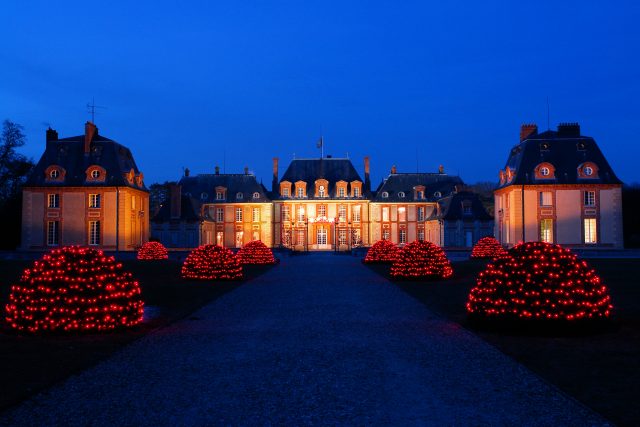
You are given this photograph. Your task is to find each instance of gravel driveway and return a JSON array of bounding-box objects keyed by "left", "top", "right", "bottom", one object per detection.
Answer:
[{"left": 1, "top": 253, "right": 608, "bottom": 426}]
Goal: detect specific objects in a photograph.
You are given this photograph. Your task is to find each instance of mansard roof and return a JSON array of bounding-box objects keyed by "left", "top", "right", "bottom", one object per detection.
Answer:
[
  {"left": 152, "top": 195, "right": 201, "bottom": 223},
  {"left": 278, "top": 158, "right": 364, "bottom": 196},
  {"left": 372, "top": 173, "right": 463, "bottom": 202},
  {"left": 428, "top": 191, "right": 493, "bottom": 221},
  {"left": 25, "top": 124, "right": 146, "bottom": 190},
  {"left": 179, "top": 173, "right": 270, "bottom": 203},
  {"left": 499, "top": 124, "right": 622, "bottom": 188}
]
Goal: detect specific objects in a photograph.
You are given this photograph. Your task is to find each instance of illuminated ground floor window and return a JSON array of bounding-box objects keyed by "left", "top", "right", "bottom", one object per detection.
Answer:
[
  {"left": 417, "top": 229, "right": 425, "bottom": 241},
  {"left": 399, "top": 229, "right": 407, "bottom": 244},
  {"left": 540, "top": 219, "right": 553, "bottom": 243},
  {"left": 382, "top": 229, "right": 390, "bottom": 240},
  {"left": 584, "top": 218, "right": 597, "bottom": 244},
  {"left": 216, "top": 232, "right": 224, "bottom": 246},
  {"left": 89, "top": 221, "right": 100, "bottom": 245},
  {"left": 235, "top": 231, "right": 243, "bottom": 247},
  {"left": 317, "top": 227, "right": 327, "bottom": 245},
  {"left": 47, "top": 221, "right": 59, "bottom": 246}
]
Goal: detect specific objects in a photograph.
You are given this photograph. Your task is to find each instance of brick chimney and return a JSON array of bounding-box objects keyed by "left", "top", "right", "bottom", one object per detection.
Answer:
[
  {"left": 46, "top": 127, "right": 58, "bottom": 142},
  {"left": 391, "top": 165, "right": 397, "bottom": 174},
  {"left": 438, "top": 165, "right": 444, "bottom": 174},
  {"left": 272, "top": 157, "right": 279, "bottom": 193},
  {"left": 520, "top": 124, "right": 538, "bottom": 142},
  {"left": 169, "top": 184, "right": 182, "bottom": 219},
  {"left": 184, "top": 168, "right": 190, "bottom": 177},
  {"left": 557, "top": 122, "right": 580, "bottom": 137},
  {"left": 364, "top": 156, "right": 370, "bottom": 192},
  {"left": 84, "top": 121, "right": 97, "bottom": 154},
  {"left": 244, "top": 166, "right": 249, "bottom": 175},
  {"left": 215, "top": 165, "right": 220, "bottom": 175}
]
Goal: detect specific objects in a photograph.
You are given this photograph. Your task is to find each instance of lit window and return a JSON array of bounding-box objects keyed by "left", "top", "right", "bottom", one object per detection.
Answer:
[
  {"left": 47, "top": 221, "right": 59, "bottom": 246},
  {"left": 417, "top": 207, "right": 425, "bottom": 221},
  {"left": 338, "top": 187, "right": 345, "bottom": 197},
  {"left": 584, "top": 191, "right": 596, "bottom": 207},
  {"left": 398, "top": 192, "right": 405, "bottom": 198},
  {"left": 540, "top": 219, "right": 553, "bottom": 243},
  {"left": 235, "top": 207, "right": 243, "bottom": 222},
  {"left": 418, "top": 229, "right": 425, "bottom": 241},
  {"left": 216, "top": 208, "right": 224, "bottom": 222},
  {"left": 352, "top": 205, "right": 361, "bottom": 222},
  {"left": 319, "top": 185, "right": 325, "bottom": 197},
  {"left": 398, "top": 207, "right": 406, "bottom": 222},
  {"left": 539, "top": 191, "right": 552, "bottom": 207},
  {"left": 318, "top": 205, "right": 327, "bottom": 217},
  {"left": 354, "top": 187, "right": 360, "bottom": 197},
  {"left": 338, "top": 205, "right": 346, "bottom": 221},
  {"left": 584, "top": 166, "right": 594, "bottom": 176},
  {"left": 89, "top": 194, "right": 101, "bottom": 208},
  {"left": 381, "top": 192, "right": 389, "bottom": 198},
  {"left": 399, "top": 229, "right": 407, "bottom": 244},
  {"left": 48, "top": 194, "right": 59, "bottom": 208},
  {"left": 216, "top": 191, "right": 224, "bottom": 200},
  {"left": 252, "top": 207, "right": 260, "bottom": 222},
  {"left": 382, "top": 207, "right": 389, "bottom": 222},
  {"left": 383, "top": 229, "right": 390, "bottom": 240},
  {"left": 282, "top": 206, "right": 291, "bottom": 221},
  {"left": 253, "top": 192, "right": 260, "bottom": 199},
  {"left": 50, "top": 169, "right": 59, "bottom": 179},
  {"left": 297, "top": 206, "right": 305, "bottom": 222},
  {"left": 236, "top": 192, "right": 243, "bottom": 200},
  {"left": 540, "top": 167, "right": 550, "bottom": 176},
  {"left": 297, "top": 187, "right": 304, "bottom": 198},
  {"left": 338, "top": 229, "right": 347, "bottom": 246},
  {"left": 89, "top": 221, "right": 101, "bottom": 245},
  {"left": 91, "top": 169, "right": 100, "bottom": 179},
  {"left": 282, "top": 188, "right": 290, "bottom": 197},
  {"left": 584, "top": 218, "right": 597, "bottom": 244}
]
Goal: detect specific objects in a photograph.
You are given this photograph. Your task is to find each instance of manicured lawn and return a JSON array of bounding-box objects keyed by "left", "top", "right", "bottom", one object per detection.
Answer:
[
  {"left": 368, "top": 258, "right": 640, "bottom": 426},
  {"left": 0, "top": 258, "right": 274, "bottom": 410}
]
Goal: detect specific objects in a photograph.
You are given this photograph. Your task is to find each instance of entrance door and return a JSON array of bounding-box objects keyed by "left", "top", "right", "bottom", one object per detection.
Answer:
[{"left": 317, "top": 227, "right": 327, "bottom": 245}]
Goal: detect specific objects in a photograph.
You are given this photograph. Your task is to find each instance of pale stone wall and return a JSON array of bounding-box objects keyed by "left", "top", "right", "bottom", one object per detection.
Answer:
[
  {"left": 555, "top": 189, "right": 581, "bottom": 244},
  {"left": 63, "top": 193, "right": 86, "bottom": 244},
  {"left": 600, "top": 188, "right": 623, "bottom": 247},
  {"left": 103, "top": 192, "right": 117, "bottom": 247}
]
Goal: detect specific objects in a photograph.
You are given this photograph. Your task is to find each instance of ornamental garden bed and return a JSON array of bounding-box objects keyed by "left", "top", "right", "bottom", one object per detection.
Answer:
[
  {"left": 0, "top": 257, "right": 274, "bottom": 411},
  {"left": 366, "top": 258, "right": 640, "bottom": 426}
]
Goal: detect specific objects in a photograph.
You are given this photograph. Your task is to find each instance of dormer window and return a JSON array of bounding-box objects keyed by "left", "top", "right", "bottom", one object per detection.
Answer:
[
  {"left": 462, "top": 200, "right": 472, "bottom": 215},
  {"left": 297, "top": 187, "right": 304, "bottom": 198},
  {"left": 578, "top": 162, "right": 599, "bottom": 179},
  {"left": 338, "top": 187, "right": 345, "bottom": 197},
  {"left": 294, "top": 181, "right": 307, "bottom": 198},
  {"left": 50, "top": 170, "right": 59, "bottom": 179},
  {"left": 354, "top": 187, "right": 360, "bottom": 197},
  {"left": 319, "top": 185, "right": 326, "bottom": 197},
  {"left": 236, "top": 192, "right": 243, "bottom": 200},
  {"left": 253, "top": 192, "right": 260, "bottom": 199},
  {"left": 381, "top": 191, "right": 389, "bottom": 198},
  {"left": 215, "top": 187, "right": 226, "bottom": 200},
  {"left": 91, "top": 170, "right": 100, "bottom": 179},
  {"left": 86, "top": 166, "right": 107, "bottom": 183},
  {"left": 398, "top": 192, "right": 405, "bottom": 198},
  {"left": 534, "top": 162, "right": 555, "bottom": 180},
  {"left": 434, "top": 191, "right": 442, "bottom": 198},
  {"left": 45, "top": 165, "right": 65, "bottom": 182},
  {"left": 201, "top": 192, "right": 208, "bottom": 200},
  {"left": 540, "top": 167, "right": 550, "bottom": 176},
  {"left": 216, "top": 191, "right": 224, "bottom": 200},
  {"left": 584, "top": 166, "right": 594, "bottom": 176},
  {"left": 282, "top": 188, "right": 289, "bottom": 197}
]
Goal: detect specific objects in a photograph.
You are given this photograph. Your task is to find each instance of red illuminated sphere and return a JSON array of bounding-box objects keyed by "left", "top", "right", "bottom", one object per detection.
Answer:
[
  {"left": 364, "top": 239, "right": 400, "bottom": 264},
  {"left": 390, "top": 240, "right": 453, "bottom": 279},
  {"left": 181, "top": 244, "right": 243, "bottom": 280},
  {"left": 467, "top": 241, "right": 613, "bottom": 321},
  {"left": 470, "top": 237, "right": 507, "bottom": 259},
  {"left": 137, "top": 241, "right": 169, "bottom": 260},
  {"left": 5, "top": 246, "right": 144, "bottom": 333},
  {"left": 236, "top": 240, "right": 277, "bottom": 265}
]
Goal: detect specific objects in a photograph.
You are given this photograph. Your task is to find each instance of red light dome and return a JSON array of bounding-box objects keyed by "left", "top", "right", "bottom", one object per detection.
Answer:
[
  {"left": 236, "top": 240, "right": 277, "bottom": 265},
  {"left": 467, "top": 241, "right": 613, "bottom": 321},
  {"left": 5, "top": 246, "right": 144, "bottom": 333},
  {"left": 181, "top": 244, "right": 243, "bottom": 280},
  {"left": 137, "top": 241, "right": 169, "bottom": 260},
  {"left": 364, "top": 239, "right": 400, "bottom": 264},
  {"left": 390, "top": 240, "right": 453, "bottom": 279},
  {"left": 470, "top": 237, "right": 507, "bottom": 259}
]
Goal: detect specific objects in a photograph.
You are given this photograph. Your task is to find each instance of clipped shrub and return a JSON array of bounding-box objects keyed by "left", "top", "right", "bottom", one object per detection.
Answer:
[
  {"left": 467, "top": 241, "right": 613, "bottom": 321},
  {"left": 5, "top": 246, "right": 144, "bottom": 333},
  {"left": 236, "top": 240, "right": 277, "bottom": 265},
  {"left": 364, "top": 239, "right": 400, "bottom": 264},
  {"left": 137, "top": 241, "right": 169, "bottom": 260},
  {"left": 470, "top": 236, "right": 507, "bottom": 259},
  {"left": 390, "top": 240, "right": 453, "bottom": 279},
  {"left": 181, "top": 244, "right": 243, "bottom": 280}
]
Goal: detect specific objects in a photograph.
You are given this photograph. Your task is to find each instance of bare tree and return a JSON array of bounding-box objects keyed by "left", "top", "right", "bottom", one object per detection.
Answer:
[{"left": 0, "top": 120, "right": 33, "bottom": 202}]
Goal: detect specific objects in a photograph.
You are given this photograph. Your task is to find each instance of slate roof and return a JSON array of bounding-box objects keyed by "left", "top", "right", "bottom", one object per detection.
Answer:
[
  {"left": 152, "top": 195, "right": 201, "bottom": 222},
  {"left": 428, "top": 191, "right": 493, "bottom": 221},
  {"left": 372, "top": 173, "right": 464, "bottom": 202},
  {"left": 499, "top": 127, "right": 622, "bottom": 188},
  {"left": 277, "top": 158, "right": 365, "bottom": 198},
  {"left": 179, "top": 173, "right": 270, "bottom": 203},
  {"left": 25, "top": 127, "right": 146, "bottom": 190}
]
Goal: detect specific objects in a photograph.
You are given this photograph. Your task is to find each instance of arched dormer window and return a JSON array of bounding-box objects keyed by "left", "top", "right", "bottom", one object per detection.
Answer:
[
  {"left": 578, "top": 162, "right": 599, "bottom": 179},
  {"left": 215, "top": 186, "right": 226, "bottom": 200},
  {"left": 499, "top": 170, "right": 506, "bottom": 185},
  {"left": 315, "top": 179, "right": 328, "bottom": 198},
  {"left": 86, "top": 165, "right": 107, "bottom": 183},
  {"left": 45, "top": 165, "right": 66, "bottom": 182},
  {"left": 236, "top": 192, "right": 243, "bottom": 200},
  {"left": 505, "top": 166, "right": 516, "bottom": 183},
  {"left": 534, "top": 162, "right": 556, "bottom": 180},
  {"left": 433, "top": 191, "right": 442, "bottom": 198},
  {"left": 319, "top": 185, "right": 325, "bottom": 197},
  {"left": 381, "top": 191, "right": 389, "bottom": 198},
  {"left": 398, "top": 191, "right": 405, "bottom": 198},
  {"left": 201, "top": 192, "right": 208, "bottom": 200},
  {"left": 253, "top": 192, "right": 260, "bottom": 199}
]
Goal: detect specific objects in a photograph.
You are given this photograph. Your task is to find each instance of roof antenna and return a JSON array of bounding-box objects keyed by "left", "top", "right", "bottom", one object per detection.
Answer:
[
  {"left": 86, "top": 97, "right": 106, "bottom": 123},
  {"left": 416, "top": 147, "right": 419, "bottom": 172},
  {"left": 546, "top": 96, "right": 551, "bottom": 130}
]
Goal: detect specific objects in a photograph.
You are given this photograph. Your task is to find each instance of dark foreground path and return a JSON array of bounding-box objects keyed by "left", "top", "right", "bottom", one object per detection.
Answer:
[{"left": 1, "top": 254, "right": 607, "bottom": 426}]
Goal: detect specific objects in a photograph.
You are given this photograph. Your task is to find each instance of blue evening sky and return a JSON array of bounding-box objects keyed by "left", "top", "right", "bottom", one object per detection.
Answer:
[{"left": 1, "top": 1, "right": 639, "bottom": 187}]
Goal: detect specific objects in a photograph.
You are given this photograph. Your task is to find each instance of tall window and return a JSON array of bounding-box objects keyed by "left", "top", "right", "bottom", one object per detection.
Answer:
[
  {"left": 539, "top": 191, "right": 552, "bottom": 207},
  {"left": 317, "top": 227, "right": 327, "bottom": 245},
  {"left": 282, "top": 188, "right": 289, "bottom": 197},
  {"left": 584, "top": 191, "right": 596, "bottom": 207},
  {"left": 338, "top": 229, "right": 347, "bottom": 245},
  {"left": 89, "top": 221, "right": 100, "bottom": 245},
  {"left": 584, "top": 218, "right": 597, "bottom": 244},
  {"left": 398, "top": 207, "right": 406, "bottom": 222},
  {"left": 338, "top": 187, "right": 345, "bottom": 197},
  {"left": 297, "top": 206, "right": 305, "bottom": 222},
  {"left": 338, "top": 205, "right": 346, "bottom": 222},
  {"left": 417, "top": 190, "right": 424, "bottom": 200},
  {"left": 382, "top": 207, "right": 389, "bottom": 222},
  {"left": 235, "top": 207, "right": 243, "bottom": 222},
  {"left": 540, "top": 219, "right": 553, "bottom": 243},
  {"left": 382, "top": 229, "right": 390, "bottom": 240},
  {"left": 297, "top": 187, "right": 304, "bottom": 198},
  {"left": 89, "top": 194, "right": 101, "bottom": 208},
  {"left": 318, "top": 204, "right": 327, "bottom": 217},
  {"left": 352, "top": 205, "right": 361, "bottom": 222},
  {"left": 216, "top": 208, "right": 224, "bottom": 222},
  {"left": 252, "top": 207, "right": 260, "bottom": 222},
  {"left": 417, "top": 207, "right": 425, "bottom": 221},
  {"left": 216, "top": 191, "right": 224, "bottom": 200},
  {"left": 47, "top": 221, "right": 59, "bottom": 245},
  {"left": 417, "top": 229, "right": 425, "bottom": 241},
  {"left": 399, "top": 229, "right": 407, "bottom": 244},
  {"left": 48, "top": 194, "right": 59, "bottom": 208},
  {"left": 318, "top": 185, "right": 325, "bottom": 197},
  {"left": 353, "top": 187, "right": 360, "bottom": 197},
  {"left": 282, "top": 205, "right": 291, "bottom": 221}
]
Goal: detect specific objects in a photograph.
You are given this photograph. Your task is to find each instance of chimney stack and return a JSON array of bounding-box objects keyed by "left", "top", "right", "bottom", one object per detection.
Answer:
[
  {"left": 557, "top": 122, "right": 580, "bottom": 137},
  {"left": 438, "top": 165, "right": 444, "bottom": 174},
  {"left": 215, "top": 165, "right": 220, "bottom": 175},
  {"left": 391, "top": 165, "right": 397, "bottom": 174},
  {"left": 169, "top": 184, "right": 182, "bottom": 219},
  {"left": 520, "top": 123, "right": 538, "bottom": 142},
  {"left": 364, "top": 156, "right": 371, "bottom": 192},
  {"left": 84, "top": 121, "right": 97, "bottom": 154},
  {"left": 244, "top": 166, "right": 249, "bottom": 175},
  {"left": 272, "top": 157, "right": 279, "bottom": 193},
  {"left": 46, "top": 127, "right": 58, "bottom": 142},
  {"left": 184, "top": 168, "right": 190, "bottom": 177}
]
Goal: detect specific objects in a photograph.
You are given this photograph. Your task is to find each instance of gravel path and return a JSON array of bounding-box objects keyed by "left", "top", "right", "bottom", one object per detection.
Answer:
[{"left": 1, "top": 253, "right": 607, "bottom": 426}]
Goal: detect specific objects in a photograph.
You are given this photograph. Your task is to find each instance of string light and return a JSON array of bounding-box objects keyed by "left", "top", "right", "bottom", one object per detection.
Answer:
[
  {"left": 470, "top": 236, "right": 507, "bottom": 259},
  {"left": 137, "top": 241, "right": 169, "bottom": 260},
  {"left": 181, "top": 244, "right": 243, "bottom": 280},
  {"left": 5, "top": 246, "right": 144, "bottom": 333},
  {"left": 236, "top": 240, "right": 278, "bottom": 265},
  {"left": 390, "top": 240, "right": 453, "bottom": 279},
  {"left": 364, "top": 239, "right": 400, "bottom": 264},
  {"left": 467, "top": 241, "right": 613, "bottom": 320}
]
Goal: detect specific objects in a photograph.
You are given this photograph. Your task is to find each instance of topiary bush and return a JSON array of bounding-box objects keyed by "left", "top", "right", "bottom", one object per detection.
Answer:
[
  {"left": 467, "top": 241, "right": 613, "bottom": 321},
  {"left": 364, "top": 239, "right": 400, "bottom": 264},
  {"left": 390, "top": 240, "right": 453, "bottom": 279},
  {"left": 5, "top": 246, "right": 144, "bottom": 333},
  {"left": 236, "top": 240, "right": 277, "bottom": 265},
  {"left": 181, "top": 244, "right": 243, "bottom": 280},
  {"left": 137, "top": 241, "right": 169, "bottom": 260},
  {"left": 470, "top": 236, "right": 507, "bottom": 259}
]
